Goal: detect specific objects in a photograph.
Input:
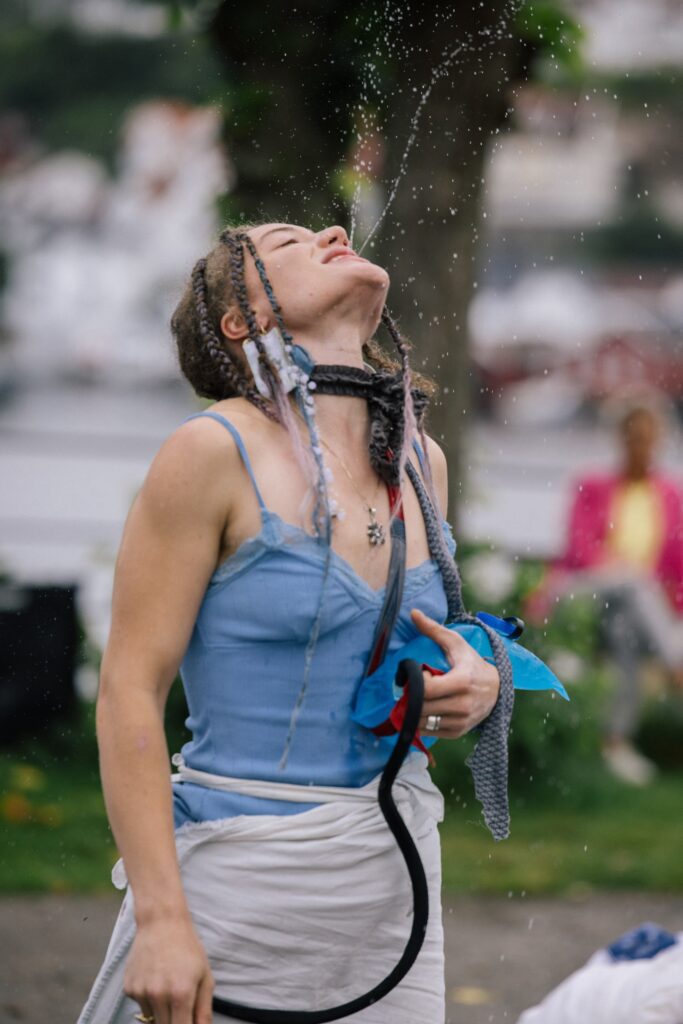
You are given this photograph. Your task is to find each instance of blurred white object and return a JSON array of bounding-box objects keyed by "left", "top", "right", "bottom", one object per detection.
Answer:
[
  {"left": 469, "top": 272, "right": 600, "bottom": 354},
  {"left": 0, "top": 100, "right": 233, "bottom": 383},
  {"left": 74, "top": 663, "right": 100, "bottom": 702},
  {"left": 469, "top": 271, "right": 664, "bottom": 359},
  {"left": 485, "top": 117, "right": 621, "bottom": 230},
  {"left": 464, "top": 549, "right": 518, "bottom": 604},
  {"left": 580, "top": 0, "right": 683, "bottom": 71},
  {"left": 0, "top": 151, "right": 107, "bottom": 246},
  {"left": 602, "top": 741, "right": 657, "bottom": 787},
  {"left": 28, "top": 0, "right": 166, "bottom": 37},
  {"left": 517, "top": 931, "right": 683, "bottom": 1023},
  {"left": 660, "top": 275, "right": 683, "bottom": 328},
  {"left": 494, "top": 374, "right": 586, "bottom": 428},
  {"left": 546, "top": 648, "right": 585, "bottom": 685}
]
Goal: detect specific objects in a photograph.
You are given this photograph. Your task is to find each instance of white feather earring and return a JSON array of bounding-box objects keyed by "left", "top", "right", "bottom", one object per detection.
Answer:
[{"left": 242, "top": 326, "right": 299, "bottom": 398}]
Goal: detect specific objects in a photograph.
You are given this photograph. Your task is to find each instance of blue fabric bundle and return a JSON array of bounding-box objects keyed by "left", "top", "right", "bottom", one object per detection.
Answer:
[
  {"left": 607, "top": 923, "right": 678, "bottom": 962},
  {"left": 352, "top": 611, "right": 569, "bottom": 744}
]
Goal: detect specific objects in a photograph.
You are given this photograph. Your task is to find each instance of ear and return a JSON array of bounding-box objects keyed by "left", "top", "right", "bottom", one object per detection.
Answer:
[{"left": 220, "top": 307, "right": 249, "bottom": 342}]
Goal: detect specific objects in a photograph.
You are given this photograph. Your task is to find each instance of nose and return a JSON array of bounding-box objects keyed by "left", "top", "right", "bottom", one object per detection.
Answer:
[{"left": 317, "top": 225, "right": 351, "bottom": 249}]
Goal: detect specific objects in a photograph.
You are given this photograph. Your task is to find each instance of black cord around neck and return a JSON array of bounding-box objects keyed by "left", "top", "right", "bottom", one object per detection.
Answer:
[{"left": 308, "top": 364, "right": 429, "bottom": 487}]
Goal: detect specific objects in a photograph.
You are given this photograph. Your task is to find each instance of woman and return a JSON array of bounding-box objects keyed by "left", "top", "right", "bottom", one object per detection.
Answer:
[
  {"left": 77, "top": 221, "right": 506, "bottom": 1024},
  {"left": 524, "top": 397, "right": 683, "bottom": 785}
]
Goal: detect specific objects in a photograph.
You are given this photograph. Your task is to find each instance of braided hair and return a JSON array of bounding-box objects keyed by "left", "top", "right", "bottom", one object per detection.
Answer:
[
  {"left": 172, "top": 222, "right": 461, "bottom": 766},
  {"left": 172, "top": 225, "right": 435, "bottom": 400},
  {"left": 171, "top": 222, "right": 444, "bottom": 534},
  {"left": 172, "top": 222, "right": 275, "bottom": 422}
]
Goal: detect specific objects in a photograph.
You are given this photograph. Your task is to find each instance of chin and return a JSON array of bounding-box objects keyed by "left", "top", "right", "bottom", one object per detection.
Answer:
[{"left": 354, "top": 259, "right": 390, "bottom": 290}]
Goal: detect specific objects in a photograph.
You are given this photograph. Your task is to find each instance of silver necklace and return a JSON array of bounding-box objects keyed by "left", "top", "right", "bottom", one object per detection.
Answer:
[
  {"left": 292, "top": 406, "right": 386, "bottom": 546},
  {"left": 317, "top": 433, "right": 386, "bottom": 547}
]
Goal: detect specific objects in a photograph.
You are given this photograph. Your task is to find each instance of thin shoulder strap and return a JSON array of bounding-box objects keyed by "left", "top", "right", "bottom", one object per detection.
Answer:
[
  {"left": 182, "top": 411, "right": 267, "bottom": 513},
  {"left": 411, "top": 436, "right": 427, "bottom": 476},
  {"left": 411, "top": 436, "right": 449, "bottom": 525}
]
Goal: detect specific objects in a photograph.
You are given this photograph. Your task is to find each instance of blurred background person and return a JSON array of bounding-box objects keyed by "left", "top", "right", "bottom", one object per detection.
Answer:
[{"left": 525, "top": 393, "right": 683, "bottom": 785}]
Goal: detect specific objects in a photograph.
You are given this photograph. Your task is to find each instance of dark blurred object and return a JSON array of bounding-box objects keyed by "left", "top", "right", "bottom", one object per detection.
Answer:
[
  {"left": 0, "top": 582, "right": 79, "bottom": 744},
  {"left": 635, "top": 694, "right": 683, "bottom": 770}
]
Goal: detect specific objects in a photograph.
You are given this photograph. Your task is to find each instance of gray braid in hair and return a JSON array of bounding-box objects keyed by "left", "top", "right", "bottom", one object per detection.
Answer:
[
  {"left": 191, "top": 257, "right": 248, "bottom": 399},
  {"left": 194, "top": 226, "right": 515, "bottom": 817},
  {"left": 190, "top": 253, "right": 278, "bottom": 422},
  {"left": 240, "top": 233, "right": 292, "bottom": 341},
  {"left": 215, "top": 228, "right": 337, "bottom": 769},
  {"left": 229, "top": 228, "right": 332, "bottom": 542},
  {"left": 218, "top": 234, "right": 282, "bottom": 421},
  {"left": 380, "top": 308, "right": 443, "bottom": 524},
  {"left": 406, "top": 459, "right": 515, "bottom": 842}
]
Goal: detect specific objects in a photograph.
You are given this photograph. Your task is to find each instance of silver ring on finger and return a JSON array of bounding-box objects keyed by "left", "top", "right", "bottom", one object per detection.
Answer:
[{"left": 425, "top": 714, "right": 442, "bottom": 732}]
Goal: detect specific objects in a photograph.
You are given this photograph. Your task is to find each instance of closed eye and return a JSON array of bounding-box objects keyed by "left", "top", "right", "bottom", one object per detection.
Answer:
[{"left": 278, "top": 238, "right": 298, "bottom": 248}]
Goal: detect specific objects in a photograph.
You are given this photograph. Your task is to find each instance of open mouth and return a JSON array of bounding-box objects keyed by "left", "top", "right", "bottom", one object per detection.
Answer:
[{"left": 324, "top": 251, "right": 368, "bottom": 265}]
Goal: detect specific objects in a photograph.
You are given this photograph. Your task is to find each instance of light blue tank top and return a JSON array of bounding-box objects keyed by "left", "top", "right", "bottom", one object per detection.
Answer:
[{"left": 171, "top": 410, "right": 457, "bottom": 829}]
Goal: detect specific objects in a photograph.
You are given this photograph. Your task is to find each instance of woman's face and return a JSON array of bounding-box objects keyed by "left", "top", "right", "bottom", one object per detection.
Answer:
[
  {"left": 620, "top": 408, "right": 662, "bottom": 473},
  {"left": 237, "top": 222, "right": 390, "bottom": 336}
]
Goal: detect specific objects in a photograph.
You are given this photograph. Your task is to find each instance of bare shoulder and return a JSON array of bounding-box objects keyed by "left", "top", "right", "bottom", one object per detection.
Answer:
[
  {"left": 172, "top": 396, "right": 260, "bottom": 440},
  {"left": 162, "top": 398, "right": 260, "bottom": 474},
  {"left": 151, "top": 407, "right": 235, "bottom": 493},
  {"left": 136, "top": 398, "right": 263, "bottom": 549},
  {"left": 421, "top": 433, "right": 449, "bottom": 520},
  {"left": 422, "top": 434, "right": 447, "bottom": 473}
]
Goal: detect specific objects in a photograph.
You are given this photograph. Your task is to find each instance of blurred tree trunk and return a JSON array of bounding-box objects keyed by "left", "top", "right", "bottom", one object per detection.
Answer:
[
  {"left": 378, "top": 4, "right": 521, "bottom": 528},
  {"left": 207, "top": 3, "right": 355, "bottom": 226},
  {"left": 207, "top": 1, "right": 525, "bottom": 528}
]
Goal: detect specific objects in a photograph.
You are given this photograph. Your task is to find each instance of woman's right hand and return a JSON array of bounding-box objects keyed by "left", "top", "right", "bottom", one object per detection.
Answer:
[{"left": 124, "top": 914, "right": 216, "bottom": 1024}]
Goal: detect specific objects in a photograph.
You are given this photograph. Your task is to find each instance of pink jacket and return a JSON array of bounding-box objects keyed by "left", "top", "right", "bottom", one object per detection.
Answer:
[{"left": 555, "top": 470, "right": 683, "bottom": 615}]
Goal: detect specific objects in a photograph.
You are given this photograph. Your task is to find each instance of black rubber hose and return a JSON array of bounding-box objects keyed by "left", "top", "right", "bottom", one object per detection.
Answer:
[{"left": 212, "top": 657, "right": 428, "bottom": 1022}]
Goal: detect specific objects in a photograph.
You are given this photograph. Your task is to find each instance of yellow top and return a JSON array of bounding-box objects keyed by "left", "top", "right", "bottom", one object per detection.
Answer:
[{"left": 607, "top": 478, "right": 664, "bottom": 570}]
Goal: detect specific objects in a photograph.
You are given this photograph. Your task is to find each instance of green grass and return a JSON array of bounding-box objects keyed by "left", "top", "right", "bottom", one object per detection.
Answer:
[
  {"left": 0, "top": 742, "right": 118, "bottom": 894},
  {"left": 0, "top": 692, "right": 193, "bottom": 894},
  {"left": 439, "top": 776, "right": 683, "bottom": 894},
  {"left": 4, "top": 550, "right": 681, "bottom": 896},
  {"left": 1, "top": 737, "right": 683, "bottom": 897}
]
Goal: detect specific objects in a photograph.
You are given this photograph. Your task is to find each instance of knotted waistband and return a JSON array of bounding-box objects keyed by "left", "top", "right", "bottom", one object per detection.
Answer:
[{"left": 170, "top": 750, "right": 444, "bottom": 821}]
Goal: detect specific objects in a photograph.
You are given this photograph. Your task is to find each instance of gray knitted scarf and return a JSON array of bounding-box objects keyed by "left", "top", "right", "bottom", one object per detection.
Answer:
[
  {"left": 405, "top": 461, "right": 515, "bottom": 842},
  {"left": 311, "top": 365, "right": 515, "bottom": 842},
  {"left": 309, "top": 363, "right": 429, "bottom": 487}
]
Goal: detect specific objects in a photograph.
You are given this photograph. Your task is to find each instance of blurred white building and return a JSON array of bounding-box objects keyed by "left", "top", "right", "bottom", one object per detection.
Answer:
[
  {"left": 472, "top": 0, "right": 683, "bottom": 429},
  {"left": 575, "top": 0, "right": 683, "bottom": 71}
]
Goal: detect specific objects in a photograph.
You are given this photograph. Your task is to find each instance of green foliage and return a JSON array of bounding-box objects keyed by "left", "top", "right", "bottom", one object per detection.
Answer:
[
  {"left": 583, "top": 205, "right": 683, "bottom": 266},
  {"left": 435, "top": 540, "right": 683, "bottom": 893},
  {"left": 636, "top": 694, "right": 683, "bottom": 770},
  {"left": 587, "top": 68, "right": 683, "bottom": 110},
  {"left": 0, "top": 683, "right": 191, "bottom": 892},
  {"left": 0, "top": 22, "right": 224, "bottom": 166},
  {"left": 433, "top": 541, "right": 683, "bottom": 815},
  {"left": 515, "top": 0, "right": 584, "bottom": 74},
  {"left": 0, "top": 701, "right": 115, "bottom": 892},
  {"left": 165, "top": 676, "right": 193, "bottom": 755},
  {"left": 2, "top": 697, "right": 681, "bottom": 894},
  {"left": 165, "top": 0, "right": 186, "bottom": 32}
]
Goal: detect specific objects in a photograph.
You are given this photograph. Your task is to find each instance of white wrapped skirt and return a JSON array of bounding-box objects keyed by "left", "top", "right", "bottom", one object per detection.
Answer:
[{"left": 76, "top": 753, "right": 446, "bottom": 1023}]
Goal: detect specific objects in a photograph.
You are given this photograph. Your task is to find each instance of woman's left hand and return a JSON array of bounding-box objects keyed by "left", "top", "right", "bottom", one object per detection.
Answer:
[{"left": 409, "top": 608, "right": 500, "bottom": 739}]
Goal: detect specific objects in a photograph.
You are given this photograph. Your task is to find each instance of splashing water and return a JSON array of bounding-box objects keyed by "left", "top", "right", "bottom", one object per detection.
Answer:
[
  {"left": 347, "top": 1, "right": 524, "bottom": 254},
  {"left": 348, "top": 0, "right": 404, "bottom": 247}
]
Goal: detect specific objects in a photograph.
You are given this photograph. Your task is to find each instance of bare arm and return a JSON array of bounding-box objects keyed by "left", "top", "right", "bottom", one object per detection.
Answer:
[{"left": 96, "top": 414, "right": 240, "bottom": 1023}]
